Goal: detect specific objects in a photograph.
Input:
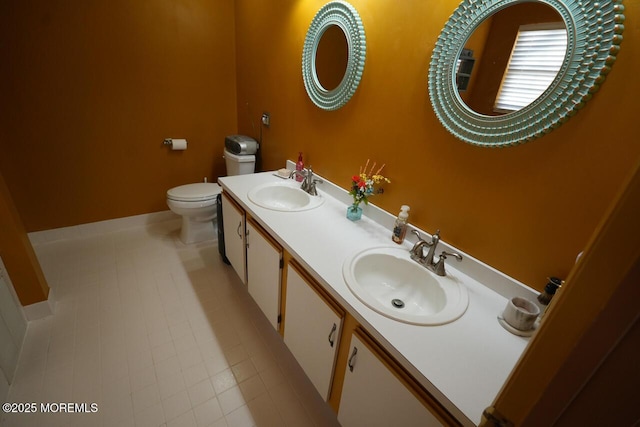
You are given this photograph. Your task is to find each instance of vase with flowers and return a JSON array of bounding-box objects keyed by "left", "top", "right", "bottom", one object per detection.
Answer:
[{"left": 347, "top": 159, "right": 391, "bottom": 221}]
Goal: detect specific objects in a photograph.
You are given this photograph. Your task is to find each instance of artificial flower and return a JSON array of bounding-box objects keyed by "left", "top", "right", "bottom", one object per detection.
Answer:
[{"left": 348, "top": 159, "right": 390, "bottom": 210}]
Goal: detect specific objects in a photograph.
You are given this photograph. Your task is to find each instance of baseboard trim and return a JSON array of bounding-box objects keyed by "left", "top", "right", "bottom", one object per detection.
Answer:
[
  {"left": 28, "top": 211, "right": 179, "bottom": 245},
  {"left": 23, "top": 289, "right": 55, "bottom": 321}
]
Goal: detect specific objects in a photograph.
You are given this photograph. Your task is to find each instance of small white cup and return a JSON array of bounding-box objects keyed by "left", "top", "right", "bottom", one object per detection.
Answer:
[{"left": 502, "top": 297, "right": 540, "bottom": 331}]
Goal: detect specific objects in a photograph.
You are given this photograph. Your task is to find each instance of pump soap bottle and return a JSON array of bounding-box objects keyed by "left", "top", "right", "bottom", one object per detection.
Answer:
[
  {"left": 295, "top": 152, "right": 304, "bottom": 182},
  {"left": 392, "top": 205, "right": 410, "bottom": 244}
]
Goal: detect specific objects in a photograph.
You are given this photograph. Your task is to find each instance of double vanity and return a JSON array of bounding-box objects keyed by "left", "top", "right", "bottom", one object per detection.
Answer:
[
  {"left": 213, "top": 0, "right": 626, "bottom": 422},
  {"left": 218, "top": 169, "right": 537, "bottom": 426}
]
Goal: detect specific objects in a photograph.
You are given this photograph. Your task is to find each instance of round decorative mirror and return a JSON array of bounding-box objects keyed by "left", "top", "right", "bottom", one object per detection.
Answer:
[
  {"left": 302, "top": 1, "right": 366, "bottom": 111},
  {"left": 315, "top": 25, "right": 349, "bottom": 92},
  {"left": 428, "top": 0, "right": 625, "bottom": 147}
]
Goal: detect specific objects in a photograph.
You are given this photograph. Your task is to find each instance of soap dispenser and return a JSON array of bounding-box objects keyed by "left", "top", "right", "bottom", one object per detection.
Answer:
[
  {"left": 295, "top": 152, "right": 304, "bottom": 182},
  {"left": 392, "top": 205, "right": 410, "bottom": 244}
]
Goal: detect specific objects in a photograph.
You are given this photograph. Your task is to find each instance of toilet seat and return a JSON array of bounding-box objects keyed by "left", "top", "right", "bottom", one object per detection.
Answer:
[{"left": 167, "top": 183, "right": 222, "bottom": 202}]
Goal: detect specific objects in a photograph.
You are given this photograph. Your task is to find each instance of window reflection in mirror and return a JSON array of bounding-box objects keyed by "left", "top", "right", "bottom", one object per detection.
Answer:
[
  {"left": 457, "top": 2, "right": 566, "bottom": 116},
  {"left": 315, "top": 25, "right": 349, "bottom": 91},
  {"left": 493, "top": 23, "right": 567, "bottom": 113}
]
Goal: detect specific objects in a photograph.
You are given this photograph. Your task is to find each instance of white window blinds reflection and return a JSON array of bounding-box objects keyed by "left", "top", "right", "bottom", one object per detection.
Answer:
[{"left": 494, "top": 24, "right": 568, "bottom": 113}]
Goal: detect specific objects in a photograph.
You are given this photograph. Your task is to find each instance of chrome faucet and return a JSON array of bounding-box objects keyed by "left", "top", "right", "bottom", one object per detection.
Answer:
[
  {"left": 410, "top": 229, "right": 440, "bottom": 266},
  {"left": 410, "top": 230, "right": 462, "bottom": 276},
  {"left": 289, "top": 166, "right": 323, "bottom": 196},
  {"left": 410, "top": 231, "right": 430, "bottom": 263}
]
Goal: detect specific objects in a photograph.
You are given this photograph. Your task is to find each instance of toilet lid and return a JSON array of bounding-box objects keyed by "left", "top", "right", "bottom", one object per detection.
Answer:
[{"left": 167, "top": 183, "right": 222, "bottom": 202}]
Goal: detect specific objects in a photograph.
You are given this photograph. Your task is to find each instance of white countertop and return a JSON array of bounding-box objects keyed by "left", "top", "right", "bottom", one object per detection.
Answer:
[{"left": 219, "top": 171, "right": 536, "bottom": 426}]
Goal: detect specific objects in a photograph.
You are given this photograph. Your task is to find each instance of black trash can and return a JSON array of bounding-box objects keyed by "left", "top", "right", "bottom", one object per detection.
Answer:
[{"left": 216, "top": 193, "right": 230, "bottom": 265}]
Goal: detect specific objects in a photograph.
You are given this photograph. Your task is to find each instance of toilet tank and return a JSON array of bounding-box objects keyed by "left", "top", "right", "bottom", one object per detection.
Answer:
[{"left": 224, "top": 148, "right": 255, "bottom": 175}]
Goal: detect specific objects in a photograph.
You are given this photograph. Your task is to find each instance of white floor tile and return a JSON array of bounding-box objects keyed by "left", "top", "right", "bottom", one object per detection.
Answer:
[
  {"left": 203, "top": 355, "right": 230, "bottom": 379},
  {"left": 157, "top": 370, "right": 187, "bottom": 400},
  {"left": 187, "top": 378, "right": 215, "bottom": 407},
  {"left": 178, "top": 347, "right": 204, "bottom": 370},
  {"left": 238, "top": 374, "right": 267, "bottom": 403},
  {"left": 223, "top": 344, "right": 250, "bottom": 367},
  {"left": 246, "top": 393, "right": 285, "bottom": 427},
  {"left": 134, "top": 401, "right": 166, "bottom": 427},
  {"left": 154, "top": 354, "right": 182, "bottom": 381},
  {"left": 211, "top": 369, "right": 237, "bottom": 395},
  {"left": 218, "top": 385, "right": 248, "bottom": 416},
  {"left": 166, "top": 409, "right": 198, "bottom": 427},
  {"left": 131, "top": 383, "right": 161, "bottom": 413},
  {"left": 224, "top": 404, "right": 255, "bottom": 427},
  {"left": 129, "top": 364, "right": 156, "bottom": 392},
  {"left": 148, "top": 326, "right": 173, "bottom": 348},
  {"left": 3, "top": 219, "right": 340, "bottom": 427},
  {"left": 231, "top": 359, "right": 257, "bottom": 384},
  {"left": 182, "top": 362, "right": 209, "bottom": 388},
  {"left": 152, "top": 340, "right": 178, "bottom": 364},
  {"left": 192, "top": 397, "right": 224, "bottom": 427},
  {"left": 162, "top": 389, "right": 192, "bottom": 422}
]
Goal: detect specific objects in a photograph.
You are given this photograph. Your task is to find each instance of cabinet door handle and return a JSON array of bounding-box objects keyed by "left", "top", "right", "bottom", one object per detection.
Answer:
[
  {"left": 236, "top": 221, "right": 242, "bottom": 239},
  {"left": 348, "top": 346, "right": 358, "bottom": 372},
  {"left": 327, "top": 323, "right": 337, "bottom": 347}
]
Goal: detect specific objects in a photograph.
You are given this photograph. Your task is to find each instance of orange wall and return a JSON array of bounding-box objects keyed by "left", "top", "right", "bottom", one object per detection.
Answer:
[
  {"left": 234, "top": 0, "right": 640, "bottom": 290},
  {"left": 0, "top": 0, "right": 237, "bottom": 231},
  {"left": 1, "top": 0, "right": 639, "bottom": 291}
]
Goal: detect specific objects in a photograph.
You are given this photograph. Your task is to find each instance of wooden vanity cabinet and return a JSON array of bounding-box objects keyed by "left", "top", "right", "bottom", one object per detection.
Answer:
[
  {"left": 221, "top": 192, "right": 246, "bottom": 284},
  {"left": 222, "top": 192, "right": 283, "bottom": 330},
  {"left": 246, "top": 218, "right": 282, "bottom": 331},
  {"left": 220, "top": 190, "right": 460, "bottom": 425},
  {"left": 338, "top": 328, "right": 459, "bottom": 427},
  {"left": 283, "top": 260, "right": 344, "bottom": 401}
]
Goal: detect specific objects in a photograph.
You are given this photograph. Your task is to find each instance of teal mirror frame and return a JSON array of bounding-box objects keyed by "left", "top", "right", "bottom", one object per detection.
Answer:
[
  {"left": 428, "top": 0, "right": 626, "bottom": 147},
  {"left": 302, "top": 1, "right": 366, "bottom": 111}
]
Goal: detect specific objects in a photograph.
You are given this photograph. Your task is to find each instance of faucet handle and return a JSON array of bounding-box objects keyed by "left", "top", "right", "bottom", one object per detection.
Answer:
[
  {"left": 440, "top": 250, "right": 462, "bottom": 261},
  {"left": 309, "top": 178, "right": 323, "bottom": 196},
  {"left": 411, "top": 229, "right": 422, "bottom": 240},
  {"left": 433, "top": 251, "right": 462, "bottom": 276}
]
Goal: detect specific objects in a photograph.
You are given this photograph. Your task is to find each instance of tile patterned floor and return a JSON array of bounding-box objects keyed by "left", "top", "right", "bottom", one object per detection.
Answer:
[{"left": 1, "top": 219, "right": 340, "bottom": 427}]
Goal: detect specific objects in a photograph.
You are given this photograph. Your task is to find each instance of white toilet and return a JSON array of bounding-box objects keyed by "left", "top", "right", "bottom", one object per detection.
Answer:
[{"left": 166, "top": 147, "right": 256, "bottom": 244}]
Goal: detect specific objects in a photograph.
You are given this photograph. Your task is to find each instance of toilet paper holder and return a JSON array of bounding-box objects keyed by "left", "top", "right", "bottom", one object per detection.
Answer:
[{"left": 163, "top": 138, "right": 188, "bottom": 150}]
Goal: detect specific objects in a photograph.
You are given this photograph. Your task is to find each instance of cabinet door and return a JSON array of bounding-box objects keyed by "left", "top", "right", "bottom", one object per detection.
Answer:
[
  {"left": 338, "top": 331, "right": 446, "bottom": 427},
  {"left": 284, "top": 263, "right": 343, "bottom": 401},
  {"left": 246, "top": 220, "right": 282, "bottom": 330},
  {"left": 221, "top": 193, "right": 246, "bottom": 284}
]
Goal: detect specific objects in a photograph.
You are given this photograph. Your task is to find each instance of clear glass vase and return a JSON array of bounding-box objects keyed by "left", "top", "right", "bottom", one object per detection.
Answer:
[{"left": 346, "top": 203, "right": 363, "bottom": 221}]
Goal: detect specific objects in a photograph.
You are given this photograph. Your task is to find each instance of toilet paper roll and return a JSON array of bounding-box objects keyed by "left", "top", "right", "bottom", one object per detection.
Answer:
[{"left": 171, "top": 139, "right": 188, "bottom": 150}]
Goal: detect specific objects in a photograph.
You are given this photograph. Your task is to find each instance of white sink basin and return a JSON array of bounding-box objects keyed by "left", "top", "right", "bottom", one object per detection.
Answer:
[
  {"left": 342, "top": 246, "right": 469, "bottom": 325},
  {"left": 248, "top": 181, "right": 325, "bottom": 212}
]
